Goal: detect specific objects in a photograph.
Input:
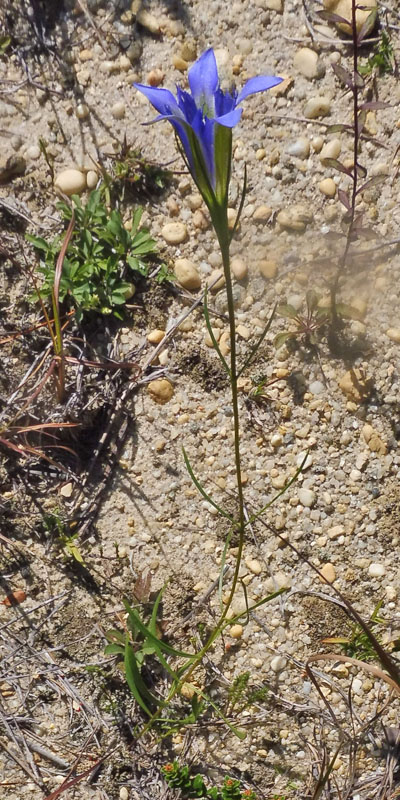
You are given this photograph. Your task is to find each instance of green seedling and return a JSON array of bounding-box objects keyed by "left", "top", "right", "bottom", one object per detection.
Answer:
[
  {"left": 43, "top": 511, "right": 84, "bottom": 564},
  {"left": 27, "top": 189, "right": 160, "bottom": 320},
  {"left": 162, "top": 762, "right": 257, "bottom": 800},
  {"left": 359, "top": 29, "right": 395, "bottom": 76},
  {"left": 321, "top": 600, "right": 399, "bottom": 662},
  {"left": 226, "top": 671, "right": 269, "bottom": 715},
  {"left": 274, "top": 290, "right": 330, "bottom": 350}
]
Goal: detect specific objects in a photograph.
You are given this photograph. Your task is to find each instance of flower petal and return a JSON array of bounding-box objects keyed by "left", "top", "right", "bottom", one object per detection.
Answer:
[
  {"left": 236, "top": 75, "right": 282, "bottom": 105},
  {"left": 133, "top": 84, "right": 181, "bottom": 117},
  {"left": 188, "top": 48, "right": 219, "bottom": 108},
  {"left": 215, "top": 108, "right": 243, "bottom": 128}
]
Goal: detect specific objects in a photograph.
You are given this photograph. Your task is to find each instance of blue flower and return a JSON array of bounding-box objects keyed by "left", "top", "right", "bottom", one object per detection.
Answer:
[{"left": 134, "top": 49, "right": 281, "bottom": 206}]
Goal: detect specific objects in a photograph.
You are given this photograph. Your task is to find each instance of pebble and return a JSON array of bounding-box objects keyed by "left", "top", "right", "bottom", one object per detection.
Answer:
[
  {"left": 286, "top": 137, "right": 310, "bottom": 159},
  {"left": 181, "top": 39, "right": 197, "bottom": 61},
  {"left": 323, "top": 0, "right": 377, "bottom": 35},
  {"left": 174, "top": 258, "right": 201, "bottom": 290},
  {"left": 86, "top": 170, "right": 98, "bottom": 189},
  {"left": 172, "top": 54, "right": 188, "bottom": 71},
  {"left": 26, "top": 144, "right": 41, "bottom": 160},
  {"left": 264, "top": 0, "right": 283, "bottom": 10},
  {"left": 207, "top": 269, "right": 225, "bottom": 291},
  {"left": 270, "top": 655, "right": 286, "bottom": 672},
  {"left": 276, "top": 205, "right": 313, "bottom": 232},
  {"left": 162, "top": 222, "right": 188, "bottom": 245},
  {"left": 293, "top": 47, "right": 324, "bottom": 79},
  {"left": 271, "top": 433, "right": 283, "bottom": 448},
  {"left": 319, "top": 178, "right": 336, "bottom": 197},
  {"left": 76, "top": 103, "right": 90, "bottom": 120},
  {"left": 245, "top": 558, "right": 262, "bottom": 575},
  {"left": 11, "top": 134, "right": 23, "bottom": 151},
  {"left": 253, "top": 204, "right": 272, "bottom": 221},
  {"left": 119, "top": 789, "right": 129, "bottom": 800},
  {"left": 54, "top": 168, "right": 87, "bottom": 196},
  {"left": 231, "top": 257, "right": 248, "bottom": 280},
  {"left": 111, "top": 101, "right": 126, "bottom": 119},
  {"left": 147, "top": 329, "right": 165, "bottom": 344},
  {"left": 320, "top": 138, "right": 341, "bottom": 163},
  {"left": 338, "top": 369, "right": 372, "bottom": 403},
  {"left": 309, "top": 380, "right": 324, "bottom": 395},
  {"left": 258, "top": 259, "right": 277, "bottom": 279},
  {"left": 147, "top": 68, "right": 164, "bottom": 87},
  {"left": 386, "top": 328, "right": 400, "bottom": 343},
  {"left": 303, "top": 96, "right": 331, "bottom": 119},
  {"left": 368, "top": 562, "right": 386, "bottom": 578},
  {"left": 320, "top": 563, "right": 336, "bottom": 583},
  {"left": 147, "top": 379, "right": 174, "bottom": 404},
  {"left": 298, "top": 488, "right": 315, "bottom": 508},
  {"left": 136, "top": 7, "right": 160, "bottom": 33},
  {"left": 230, "top": 624, "right": 244, "bottom": 639},
  {"left": 237, "top": 324, "right": 250, "bottom": 340}
]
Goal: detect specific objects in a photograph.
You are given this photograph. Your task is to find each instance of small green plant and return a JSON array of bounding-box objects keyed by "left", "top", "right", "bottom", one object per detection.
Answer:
[
  {"left": 322, "top": 600, "right": 387, "bottom": 662},
  {"left": 226, "top": 671, "right": 269, "bottom": 715},
  {"left": 27, "top": 189, "right": 160, "bottom": 320},
  {"left": 104, "top": 138, "right": 172, "bottom": 203},
  {"left": 162, "top": 762, "right": 257, "bottom": 800},
  {"left": 359, "top": 29, "right": 395, "bottom": 76},
  {"left": 43, "top": 511, "right": 84, "bottom": 564},
  {"left": 274, "top": 290, "right": 330, "bottom": 350}
]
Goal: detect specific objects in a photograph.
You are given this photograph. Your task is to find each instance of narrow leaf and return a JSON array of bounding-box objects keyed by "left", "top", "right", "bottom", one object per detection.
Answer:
[
  {"left": 183, "top": 447, "right": 234, "bottom": 521},
  {"left": 357, "top": 175, "right": 386, "bottom": 194},
  {"left": 338, "top": 189, "right": 351, "bottom": 211},
  {"left": 331, "top": 62, "right": 353, "bottom": 89},
  {"left": 124, "top": 641, "right": 155, "bottom": 715},
  {"left": 317, "top": 9, "right": 351, "bottom": 26},
  {"left": 359, "top": 100, "right": 390, "bottom": 111},
  {"left": 357, "top": 8, "right": 378, "bottom": 44},
  {"left": 322, "top": 158, "right": 352, "bottom": 177}
]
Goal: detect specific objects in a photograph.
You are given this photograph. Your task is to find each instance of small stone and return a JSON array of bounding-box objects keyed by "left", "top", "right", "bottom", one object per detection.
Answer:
[
  {"left": 286, "top": 137, "right": 310, "bottom": 159},
  {"left": 180, "top": 682, "right": 196, "bottom": 699},
  {"left": 207, "top": 269, "right": 225, "bottom": 291},
  {"left": 11, "top": 134, "right": 23, "bottom": 151},
  {"left": 319, "top": 178, "right": 336, "bottom": 197},
  {"left": 205, "top": 327, "right": 221, "bottom": 347},
  {"left": 172, "top": 54, "right": 188, "bottom": 71},
  {"left": 368, "top": 562, "right": 386, "bottom": 578},
  {"left": 312, "top": 136, "right": 324, "bottom": 153},
  {"left": 271, "top": 433, "right": 283, "bottom": 448},
  {"left": 86, "top": 170, "right": 98, "bottom": 189},
  {"left": 230, "top": 624, "right": 244, "bottom": 639},
  {"left": 119, "top": 789, "right": 129, "bottom": 800},
  {"left": 60, "top": 482, "right": 73, "bottom": 498},
  {"left": 270, "top": 655, "right": 287, "bottom": 672},
  {"left": 264, "top": 0, "right": 283, "bottom": 10},
  {"left": 320, "top": 563, "right": 336, "bottom": 583},
  {"left": 245, "top": 558, "right": 262, "bottom": 575},
  {"left": 162, "top": 222, "right": 188, "bottom": 244},
  {"left": 231, "top": 257, "right": 248, "bottom": 280},
  {"left": 237, "top": 324, "right": 250, "bottom": 340},
  {"left": 0, "top": 154, "right": 26, "bottom": 182},
  {"left": 119, "top": 54, "right": 132, "bottom": 71},
  {"left": 277, "top": 205, "right": 313, "bottom": 232},
  {"left": 320, "top": 138, "right": 341, "bottom": 163},
  {"left": 192, "top": 209, "right": 209, "bottom": 230},
  {"left": 180, "top": 39, "right": 197, "bottom": 61},
  {"left": 309, "top": 380, "right": 324, "bottom": 395},
  {"left": 339, "top": 369, "right": 372, "bottom": 403},
  {"left": 79, "top": 48, "right": 93, "bottom": 61},
  {"left": 26, "top": 144, "right": 41, "bottom": 160},
  {"left": 146, "top": 68, "right": 164, "bottom": 87},
  {"left": 54, "top": 168, "right": 87, "bottom": 196},
  {"left": 304, "top": 96, "right": 331, "bottom": 119},
  {"left": 136, "top": 7, "right": 160, "bottom": 33},
  {"left": 227, "top": 207, "right": 239, "bottom": 230},
  {"left": 293, "top": 47, "right": 325, "bottom": 79},
  {"left": 327, "top": 525, "right": 344, "bottom": 539},
  {"left": 147, "top": 329, "right": 165, "bottom": 344},
  {"left": 386, "top": 328, "right": 400, "bottom": 343},
  {"left": 147, "top": 379, "right": 174, "bottom": 404},
  {"left": 76, "top": 103, "right": 90, "bottom": 120},
  {"left": 258, "top": 259, "right": 277, "bottom": 279},
  {"left": 323, "top": 0, "right": 377, "bottom": 35},
  {"left": 111, "top": 101, "right": 126, "bottom": 119},
  {"left": 296, "top": 451, "right": 313, "bottom": 470},
  {"left": 298, "top": 488, "right": 315, "bottom": 508},
  {"left": 174, "top": 258, "right": 201, "bottom": 289},
  {"left": 253, "top": 204, "right": 272, "bottom": 221}
]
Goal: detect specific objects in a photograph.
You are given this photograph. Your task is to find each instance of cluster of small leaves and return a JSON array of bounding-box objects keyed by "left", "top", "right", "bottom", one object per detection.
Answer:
[
  {"left": 27, "top": 189, "right": 160, "bottom": 320},
  {"left": 321, "top": 600, "right": 400, "bottom": 662},
  {"left": 162, "top": 763, "right": 256, "bottom": 800},
  {"left": 226, "top": 671, "right": 269, "bottom": 714},
  {"left": 42, "top": 511, "right": 84, "bottom": 564},
  {"left": 359, "top": 29, "right": 395, "bottom": 76},
  {"left": 274, "top": 290, "right": 367, "bottom": 350}
]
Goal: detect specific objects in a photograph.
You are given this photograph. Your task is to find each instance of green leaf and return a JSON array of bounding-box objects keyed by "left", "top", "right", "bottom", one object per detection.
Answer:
[
  {"left": 124, "top": 639, "right": 157, "bottom": 715},
  {"left": 276, "top": 304, "right": 298, "bottom": 320},
  {"left": 274, "top": 331, "right": 295, "bottom": 350},
  {"left": 104, "top": 643, "right": 125, "bottom": 656}
]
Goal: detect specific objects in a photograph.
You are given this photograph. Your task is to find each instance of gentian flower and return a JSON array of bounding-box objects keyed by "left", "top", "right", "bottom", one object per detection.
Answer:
[{"left": 134, "top": 49, "right": 281, "bottom": 210}]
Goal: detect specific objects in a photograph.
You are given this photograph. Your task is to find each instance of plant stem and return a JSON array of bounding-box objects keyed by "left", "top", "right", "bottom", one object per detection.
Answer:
[{"left": 330, "top": 0, "right": 360, "bottom": 328}]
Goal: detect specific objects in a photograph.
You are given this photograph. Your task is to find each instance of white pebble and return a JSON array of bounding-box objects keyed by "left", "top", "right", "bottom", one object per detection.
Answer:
[
  {"left": 319, "top": 178, "right": 336, "bottom": 198},
  {"left": 298, "top": 488, "right": 315, "bottom": 508},
  {"left": 54, "top": 168, "right": 87, "bottom": 197},
  {"left": 174, "top": 258, "right": 201, "bottom": 290},
  {"left": 309, "top": 380, "right": 324, "bottom": 395},
  {"left": 111, "top": 101, "right": 126, "bottom": 120},
  {"left": 231, "top": 257, "right": 248, "bottom": 280},
  {"left": 26, "top": 144, "right": 41, "bottom": 160},
  {"left": 293, "top": 47, "right": 324, "bottom": 79},
  {"left": 320, "top": 138, "right": 341, "bottom": 163},
  {"left": 120, "top": 788, "right": 129, "bottom": 800},
  {"left": 162, "top": 222, "right": 188, "bottom": 244},
  {"left": 86, "top": 170, "right": 98, "bottom": 189},
  {"left": 286, "top": 137, "right": 310, "bottom": 159},
  {"left": 368, "top": 563, "right": 386, "bottom": 578},
  {"left": 303, "top": 96, "right": 331, "bottom": 119},
  {"left": 270, "top": 655, "right": 287, "bottom": 673}
]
